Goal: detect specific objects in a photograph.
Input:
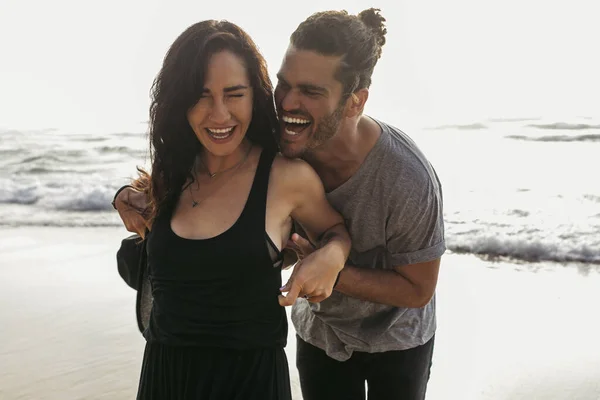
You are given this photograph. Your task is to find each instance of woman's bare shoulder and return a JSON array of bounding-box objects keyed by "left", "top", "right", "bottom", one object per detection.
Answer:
[{"left": 270, "top": 154, "right": 320, "bottom": 188}]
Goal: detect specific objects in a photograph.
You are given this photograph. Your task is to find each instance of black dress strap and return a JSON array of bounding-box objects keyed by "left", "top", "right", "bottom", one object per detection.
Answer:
[
  {"left": 244, "top": 148, "right": 282, "bottom": 267},
  {"left": 244, "top": 148, "right": 276, "bottom": 228},
  {"left": 250, "top": 150, "right": 283, "bottom": 267}
]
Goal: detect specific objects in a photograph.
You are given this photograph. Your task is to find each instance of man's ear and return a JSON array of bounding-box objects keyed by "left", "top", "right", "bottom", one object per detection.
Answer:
[{"left": 344, "top": 88, "right": 369, "bottom": 118}]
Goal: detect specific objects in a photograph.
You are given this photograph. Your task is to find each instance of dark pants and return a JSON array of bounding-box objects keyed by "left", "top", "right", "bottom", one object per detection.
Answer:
[{"left": 296, "top": 335, "right": 435, "bottom": 400}]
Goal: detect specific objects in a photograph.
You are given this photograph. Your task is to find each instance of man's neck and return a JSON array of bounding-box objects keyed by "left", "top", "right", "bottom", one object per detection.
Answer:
[{"left": 304, "top": 116, "right": 381, "bottom": 192}]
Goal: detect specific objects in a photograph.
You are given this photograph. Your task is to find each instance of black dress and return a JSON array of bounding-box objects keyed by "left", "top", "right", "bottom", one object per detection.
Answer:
[{"left": 137, "top": 149, "right": 291, "bottom": 400}]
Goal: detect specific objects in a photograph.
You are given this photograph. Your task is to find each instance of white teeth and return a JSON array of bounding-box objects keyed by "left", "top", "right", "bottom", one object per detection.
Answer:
[
  {"left": 207, "top": 127, "right": 234, "bottom": 134},
  {"left": 285, "top": 128, "right": 301, "bottom": 136},
  {"left": 282, "top": 116, "right": 310, "bottom": 125},
  {"left": 207, "top": 127, "right": 234, "bottom": 139}
]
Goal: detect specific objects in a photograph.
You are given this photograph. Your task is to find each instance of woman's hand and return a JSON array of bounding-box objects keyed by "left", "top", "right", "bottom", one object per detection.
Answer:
[{"left": 278, "top": 232, "right": 345, "bottom": 305}]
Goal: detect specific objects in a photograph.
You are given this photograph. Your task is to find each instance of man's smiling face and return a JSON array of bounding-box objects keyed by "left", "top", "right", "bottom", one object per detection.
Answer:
[{"left": 274, "top": 46, "right": 347, "bottom": 159}]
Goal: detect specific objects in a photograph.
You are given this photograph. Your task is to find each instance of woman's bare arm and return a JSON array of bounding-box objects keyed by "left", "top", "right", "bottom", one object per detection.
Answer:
[{"left": 273, "top": 157, "right": 351, "bottom": 305}]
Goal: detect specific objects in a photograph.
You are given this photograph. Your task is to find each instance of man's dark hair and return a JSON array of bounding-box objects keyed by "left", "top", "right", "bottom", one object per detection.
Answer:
[{"left": 290, "top": 8, "right": 387, "bottom": 100}]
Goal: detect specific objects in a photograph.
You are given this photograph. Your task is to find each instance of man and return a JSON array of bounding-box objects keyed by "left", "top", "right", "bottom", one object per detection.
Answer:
[
  {"left": 115, "top": 8, "right": 444, "bottom": 400},
  {"left": 274, "top": 9, "right": 445, "bottom": 400}
]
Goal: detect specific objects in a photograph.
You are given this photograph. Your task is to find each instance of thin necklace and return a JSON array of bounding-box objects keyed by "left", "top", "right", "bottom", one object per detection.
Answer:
[
  {"left": 198, "top": 142, "right": 253, "bottom": 179},
  {"left": 189, "top": 143, "right": 253, "bottom": 208}
]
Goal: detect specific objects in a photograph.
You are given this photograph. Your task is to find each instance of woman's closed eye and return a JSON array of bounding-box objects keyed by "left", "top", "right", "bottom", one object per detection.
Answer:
[{"left": 197, "top": 93, "right": 244, "bottom": 101}]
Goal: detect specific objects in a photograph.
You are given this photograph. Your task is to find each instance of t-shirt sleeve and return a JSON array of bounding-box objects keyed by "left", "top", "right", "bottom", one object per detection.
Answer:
[{"left": 386, "top": 169, "right": 446, "bottom": 266}]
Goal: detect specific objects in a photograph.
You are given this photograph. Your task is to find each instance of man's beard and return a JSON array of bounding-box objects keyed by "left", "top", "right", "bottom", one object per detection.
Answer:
[
  {"left": 310, "top": 105, "right": 344, "bottom": 148},
  {"left": 290, "top": 105, "right": 344, "bottom": 159}
]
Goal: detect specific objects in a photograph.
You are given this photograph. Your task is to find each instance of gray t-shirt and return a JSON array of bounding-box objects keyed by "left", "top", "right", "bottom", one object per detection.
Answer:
[{"left": 291, "top": 118, "right": 446, "bottom": 361}]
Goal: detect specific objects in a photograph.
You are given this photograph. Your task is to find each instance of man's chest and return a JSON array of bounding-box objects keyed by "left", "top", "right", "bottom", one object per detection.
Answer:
[{"left": 332, "top": 199, "right": 393, "bottom": 269}]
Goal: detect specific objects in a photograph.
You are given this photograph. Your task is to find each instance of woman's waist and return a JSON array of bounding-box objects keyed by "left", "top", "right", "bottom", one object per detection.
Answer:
[
  {"left": 145, "top": 306, "right": 288, "bottom": 349},
  {"left": 150, "top": 278, "right": 282, "bottom": 311},
  {"left": 151, "top": 293, "right": 284, "bottom": 322}
]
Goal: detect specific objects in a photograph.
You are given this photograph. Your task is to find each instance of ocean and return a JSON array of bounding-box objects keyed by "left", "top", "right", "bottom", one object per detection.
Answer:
[{"left": 1, "top": 116, "right": 599, "bottom": 265}]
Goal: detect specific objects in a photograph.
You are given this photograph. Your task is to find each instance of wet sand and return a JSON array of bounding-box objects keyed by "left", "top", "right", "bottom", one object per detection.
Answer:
[{"left": 1, "top": 227, "right": 599, "bottom": 400}]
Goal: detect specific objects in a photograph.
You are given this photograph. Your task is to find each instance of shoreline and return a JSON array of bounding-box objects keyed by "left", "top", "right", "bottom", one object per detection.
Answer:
[{"left": 1, "top": 227, "right": 599, "bottom": 399}]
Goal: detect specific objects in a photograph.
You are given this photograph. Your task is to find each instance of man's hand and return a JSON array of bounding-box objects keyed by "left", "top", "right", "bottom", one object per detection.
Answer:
[
  {"left": 278, "top": 233, "right": 343, "bottom": 306},
  {"left": 114, "top": 186, "right": 150, "bottom": 236}
]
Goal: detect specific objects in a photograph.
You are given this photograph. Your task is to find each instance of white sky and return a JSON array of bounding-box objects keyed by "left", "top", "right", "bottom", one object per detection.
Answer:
[{"left": 1, "top": 0, "right": 598, "bottom": 131}]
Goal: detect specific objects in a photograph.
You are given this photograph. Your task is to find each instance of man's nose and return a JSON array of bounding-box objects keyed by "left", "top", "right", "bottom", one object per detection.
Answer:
[{"left": 280, "top": 90, "right": 301, "bottom": 112}]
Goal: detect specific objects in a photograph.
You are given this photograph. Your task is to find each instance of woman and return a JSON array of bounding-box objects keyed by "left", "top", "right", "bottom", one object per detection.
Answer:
[{"left": 117, "top": 20, "right": 351, "bottom": 399}]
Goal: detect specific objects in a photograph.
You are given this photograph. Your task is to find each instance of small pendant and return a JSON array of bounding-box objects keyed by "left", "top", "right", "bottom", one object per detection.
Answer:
[
  {"left": 192, "top": 200, "right": 199, "bottom": 208},
  {"left": 209, "top": 172, "right": 217, "bottom": 178}
]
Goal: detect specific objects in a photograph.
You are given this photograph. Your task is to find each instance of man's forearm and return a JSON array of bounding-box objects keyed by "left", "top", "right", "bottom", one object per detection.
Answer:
[
  {"left": 335, "top": 264, "right": 432, "bottom": 308},
  {"left": 316, "top": 222, "right": 351, "bottom": 269}
]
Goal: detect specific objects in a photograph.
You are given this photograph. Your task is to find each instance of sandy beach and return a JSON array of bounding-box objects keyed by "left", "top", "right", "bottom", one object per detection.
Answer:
[{"left": 1, "top": 227, "right": 599, "bottom": 400}]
